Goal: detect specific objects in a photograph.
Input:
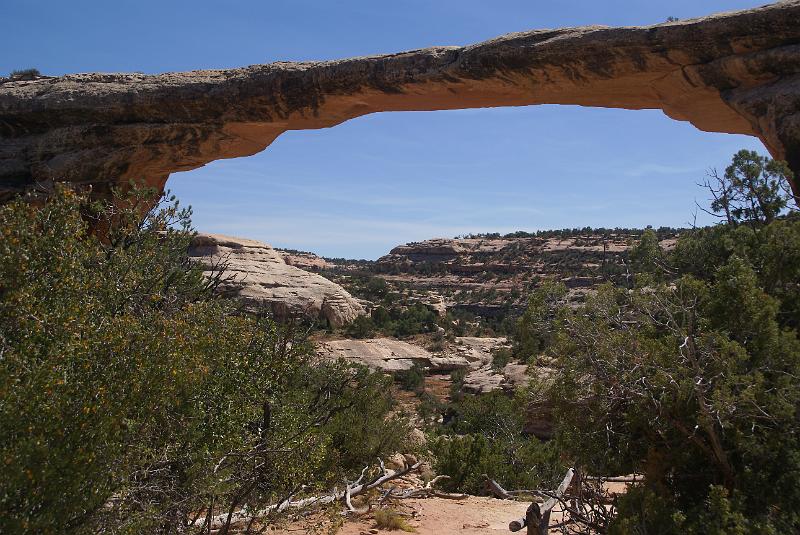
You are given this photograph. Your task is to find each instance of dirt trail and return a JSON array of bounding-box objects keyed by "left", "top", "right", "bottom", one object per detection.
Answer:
[{"left": 267, "top": 496, "right": 535, "bottom": 535}]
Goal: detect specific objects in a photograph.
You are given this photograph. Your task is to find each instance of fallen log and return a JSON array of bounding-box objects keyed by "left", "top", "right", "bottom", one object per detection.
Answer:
[{"left": 195, "top": 460, "right": 423, "bottom": 530}]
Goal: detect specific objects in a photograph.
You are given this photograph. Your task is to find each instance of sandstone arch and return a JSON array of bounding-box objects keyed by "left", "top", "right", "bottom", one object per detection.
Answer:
[{"left": 1, "top": 1, "right": 799, "bottom": 201}]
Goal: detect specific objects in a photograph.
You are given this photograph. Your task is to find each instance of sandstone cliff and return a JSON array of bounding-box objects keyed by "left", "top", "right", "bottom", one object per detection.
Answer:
[
  {"left": 188, "top": 233, "right": 364, "bottom": 327},
  {"left": 1, "top": 1, "right": 799, "bottom": 201},
  {"left": 362, "top": 231, "right": 675, "bottom": 321}
]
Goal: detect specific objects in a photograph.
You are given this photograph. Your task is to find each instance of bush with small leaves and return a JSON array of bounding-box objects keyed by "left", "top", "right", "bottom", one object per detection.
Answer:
[{"left": 0, "top": 186, "right": 409, "bottom": 534}]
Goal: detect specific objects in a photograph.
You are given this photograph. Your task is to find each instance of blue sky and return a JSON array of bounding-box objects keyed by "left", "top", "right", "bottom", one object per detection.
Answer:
[{"left": 2, "top": 1, "right": 769, "bottom": 259}]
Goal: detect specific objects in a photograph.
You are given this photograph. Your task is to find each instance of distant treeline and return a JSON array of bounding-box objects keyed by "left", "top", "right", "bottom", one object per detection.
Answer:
[{"left": 456, "top": 226, "right": 685, "bottom": 240}]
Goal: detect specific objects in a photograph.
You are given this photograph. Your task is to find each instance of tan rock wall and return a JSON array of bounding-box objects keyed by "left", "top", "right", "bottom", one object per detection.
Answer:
[{"left": 1, "top": 2, "right": 799, "bottom": 201}]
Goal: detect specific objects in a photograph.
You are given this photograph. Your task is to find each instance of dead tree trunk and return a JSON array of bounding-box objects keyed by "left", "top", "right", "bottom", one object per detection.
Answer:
[{"left": 509, "top": 468, "right": 575, "bottom": 535}]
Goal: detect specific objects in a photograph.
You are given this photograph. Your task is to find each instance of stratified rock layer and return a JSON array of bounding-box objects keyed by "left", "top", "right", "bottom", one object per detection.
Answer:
[
  {"left": 1, "top": 1, "right": 800, "bottom": 200},
  {"left": 188, "top": 233, "right": 364, "bottom": 327}
]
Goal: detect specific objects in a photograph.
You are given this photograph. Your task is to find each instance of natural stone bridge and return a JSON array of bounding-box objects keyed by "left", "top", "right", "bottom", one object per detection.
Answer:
[{"left": 1, "top": 0, "right": 799, "bottom": 201}]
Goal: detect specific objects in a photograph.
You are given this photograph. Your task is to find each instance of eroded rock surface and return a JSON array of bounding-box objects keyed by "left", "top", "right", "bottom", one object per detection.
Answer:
[
  {"left": 188, "top": 233, "right": 364, "bottom": 327},
  {"left": 316, "top": 336, "right": 510, "bottom": 373},
  {"left": 1, "top": 1, "right": 800, "bottom": 201},
  {"left": 276, "top": 249, "right": 331, "bottom": 271},
  {"left": 462, "top": 362, "right": 533, "bottom": 395},
  {"left": 317, "top": 338, "right": 466, "bottom": 372}
]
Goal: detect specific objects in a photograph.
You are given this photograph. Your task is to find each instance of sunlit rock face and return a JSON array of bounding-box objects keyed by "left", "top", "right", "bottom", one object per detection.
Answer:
[
  {"left": 188, "top": 233, "right": 364, "bottom": 327},
  {"left": 1, "top": 1, "right": 800, "bottom": 201}
]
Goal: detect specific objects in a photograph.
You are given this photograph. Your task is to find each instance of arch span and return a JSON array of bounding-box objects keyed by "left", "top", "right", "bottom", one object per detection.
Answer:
[{"left": 1, "top": 0, "right": 799, "bottom": 200}]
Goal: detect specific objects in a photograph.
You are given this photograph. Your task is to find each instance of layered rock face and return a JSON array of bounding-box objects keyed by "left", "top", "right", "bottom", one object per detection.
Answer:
[
  {"left": 372, "top": 232, "right": 675, "bottom": 318},
  {"left": 188, "top": 233, "right": 364, "bottom": 327},
  {"left": 1, "top": 1, "right": 800, "bottom": 201}
]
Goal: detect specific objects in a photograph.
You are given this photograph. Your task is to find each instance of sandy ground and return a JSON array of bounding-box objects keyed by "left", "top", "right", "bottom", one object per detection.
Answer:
[
  {"left": 260, "top": 481, "right": 628, "bottom": 535},
  {"left": 264, "top": 496, "right": 536, "bottom": 535}
]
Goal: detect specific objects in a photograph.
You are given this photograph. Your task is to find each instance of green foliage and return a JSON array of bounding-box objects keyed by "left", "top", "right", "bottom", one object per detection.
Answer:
[
  {"left": 309, "top": 362, "right": 411, "bottom": 474},
  {"left": 0, "top": 187, "right": 408, "bottom": 534},
  {"left": 344, "top": 313, "right": 376, "bottom": 338},
  {"left": 343, "top": 302, "right": 438, "bottom": 339},
  {"left": 536, "top": 245, "right": 800, "bottom": 532},
  {"left": 372, "top": 304, "right": 392, "bottom": 328},
  {"left": 628, "top": 227, "right": 662, "bottom": 276},
  {"left": 417, "top": 391, "right": 448, "bottom": 427},
  {"left": 395, "top": 362, "right": 426, "bottom": 392},
  {"left": 703, "top": 149, "right": 795, "bottom": 226},
  {"left": 431, "top": 392, "right": 562, "bottom": 495},
  {"left": 490, "top": 347, "right": 512, "bottom": 370},
  {"left": 514, "top": 280, "right": 567, "bottom": 362},
  {"left": 671, "top": 216, "right": 800, "bottom": 331},
  {"left": 391, "top": 303, "right": 438, "bottom": 338},
  {"left": 365, "top": 276, "right": 389, "bottom": 299},
  {"left": 448, "top": 368, "right": 467, "bottom": 402},
  {"left": 511, "top": 150, "right": 800, "bottom": 531}
]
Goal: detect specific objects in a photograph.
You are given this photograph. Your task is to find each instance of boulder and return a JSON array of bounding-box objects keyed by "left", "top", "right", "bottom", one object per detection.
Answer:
[
  {"left": 316, "top": 338, "right": 471, "bottom": 372},
  {"left": 188, "top": 233, "right": 364, "bottom": 327}
]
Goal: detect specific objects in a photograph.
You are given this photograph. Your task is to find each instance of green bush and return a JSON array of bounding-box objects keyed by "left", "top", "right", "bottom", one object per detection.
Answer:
[
  {"left": 490, "top": 347, "right": 512, "bottom": 370},
  {"left": 395, "top": 362, "right": 425, "bottom": 392},
  {"left": 431, "top": 392, "right": 562, "bottom": 495},
  {"left": 344, "top": 314, "right": 376, "bottom": 338},
  {"left": 530, "top": 231, "right": 800, "bottom": 531},
  {"left": 513, "top": 151, "right": 800, "bottom": 531},
  {"left": 391, "top": 303, "right": 438, "bottom": 338},
  {"left": 514, "top": 280, "right": 567, "bottom": 362},
  {"left": 0, "top": 187, "right": 408, "bottom": 534}
]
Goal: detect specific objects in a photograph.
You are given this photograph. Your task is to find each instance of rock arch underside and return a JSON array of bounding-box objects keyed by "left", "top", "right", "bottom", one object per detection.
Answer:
[{"left": 1, "top": 1, "right": 800, "bottom": 202}]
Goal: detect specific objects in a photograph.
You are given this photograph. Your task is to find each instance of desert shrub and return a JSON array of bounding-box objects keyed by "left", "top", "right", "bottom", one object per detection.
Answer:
[
  {"left": 490, "top": 347, "right": 512, "bottom": 370},
  {"left": 428, "top": 327, "right": 446, "bottom": 352},
  {"left": 513, "top": 151, "right": 800, "bottom": 532},
  {"left": 314, "top": 361, "right": 411, "bottom": 472},
  {"left": 514, "top": 280, "right": 567, "bottom": 361},
  {"left": 539, "top": 270, "right": 800, "bottom": 532},
  {"left": 448, "top": 368, "right": 467, "bottom": 401},
  {"left": 391, "top": 303, "right": 438, "bottom": 338},
  {"left": 671, "top": 215, "right": 800, "bottom": 331},
  {"left": 395, "top": 362, "right": 425, "bottom": 392},
  {"left": 417, "top": 391, "right": 448, "bottom": 428},
  {"left": 344, "top": 314, "right": 376, "bottom": 338},
  {"left": 700, "top": 149, "right": 795, "bottom": 226},
  {"left": 0, "top": 186, "right": 408, "bottom": 534},
  {"left": 374, "top": 508, "right": 414, "bottom": 532},
  {"left": 431, "top": 392, "right": 562, "bottom": 495},
  {"left": 628, "top": 227, "right": 662, "bottom": 276},
  {"left": 371, "top": 304, "right": 392, "bottom": 328},
  {"left": 9, "top": 68, "right": 41, "bottom": 79}
]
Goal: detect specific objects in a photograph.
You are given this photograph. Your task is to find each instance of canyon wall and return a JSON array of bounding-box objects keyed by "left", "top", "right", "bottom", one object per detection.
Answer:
[{"left": 1, "top": 1, "right": 799, "bottom": 200}]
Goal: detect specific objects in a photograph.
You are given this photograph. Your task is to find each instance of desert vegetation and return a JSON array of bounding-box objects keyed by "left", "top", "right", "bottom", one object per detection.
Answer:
[
  {"left": 0, "top": 187, "right": 410, "bottom": 534},
  {"left": 2, "top": 150, "right": 799, "bottom": 534},
  {"left": 414, "top": 150, "right": 800, "bottom": 533}
]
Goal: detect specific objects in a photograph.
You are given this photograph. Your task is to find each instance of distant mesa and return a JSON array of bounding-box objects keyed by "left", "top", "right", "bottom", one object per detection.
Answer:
[{"left": 1, "top": 1, "right": 800, "bottom": 203}]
